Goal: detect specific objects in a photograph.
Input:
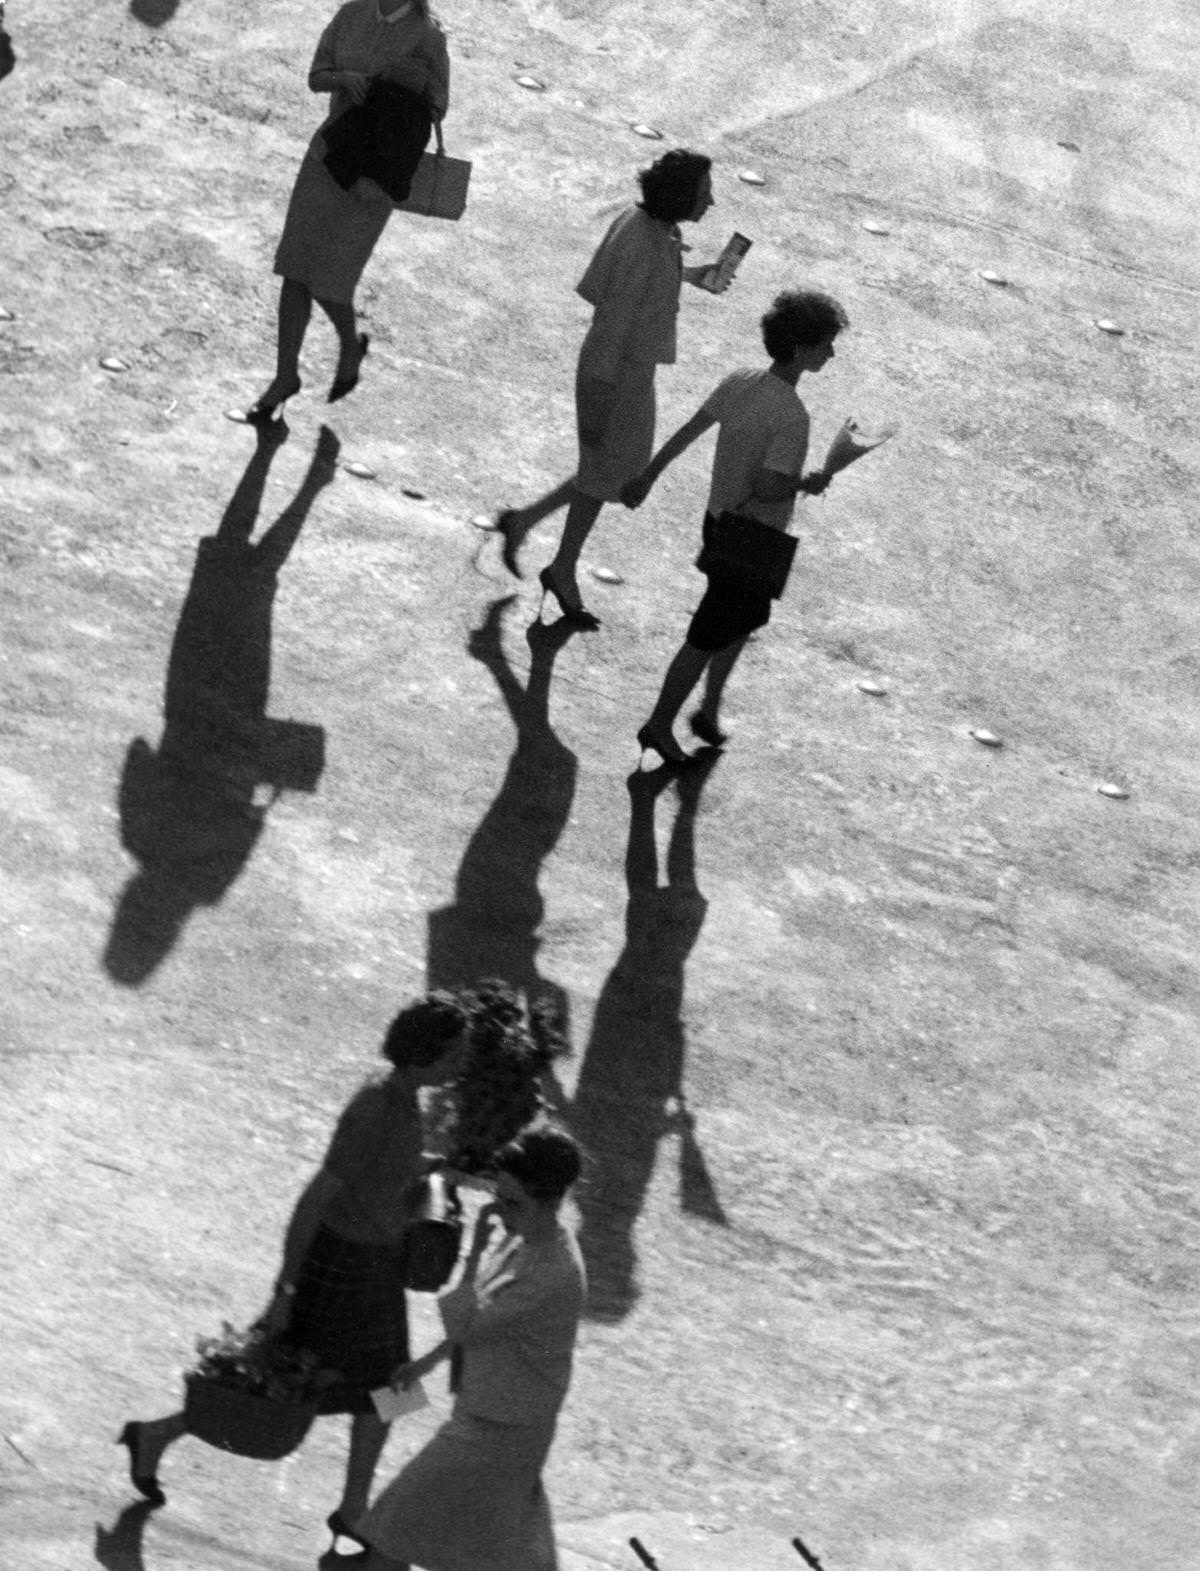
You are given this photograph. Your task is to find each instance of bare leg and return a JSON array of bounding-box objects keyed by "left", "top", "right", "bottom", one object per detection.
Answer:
[
  {"left": 336, "top": 1411, "right": 391, "bottom": 1524},
  {"left": 640, "top": 640, "right": 711, "bottom": 759},
  {"left": 546, "top": 492, "right": 604, "bottom": 595},
  {"left": 502, "top": 479, "right": 577, "bottom": 534},
  {"left": 696, "top": 635, "right": 748, "bottom": 732},
  {"left": 133, "top": 1412, "right": 187, "bottom": 1473},
  {"left": 317, "top": 295, "right": 364, "bottom": 382},
  {"left": 257, "top": 278, "right": 312, "bottom": 404}
]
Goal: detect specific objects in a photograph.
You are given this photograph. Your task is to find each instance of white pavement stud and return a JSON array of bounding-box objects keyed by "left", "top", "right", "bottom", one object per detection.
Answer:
[{"left": 970, "top": 728, "right": 1004, "bottom": 747}]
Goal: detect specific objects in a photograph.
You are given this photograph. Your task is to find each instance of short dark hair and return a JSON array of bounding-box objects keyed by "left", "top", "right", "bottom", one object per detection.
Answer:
[
  {"left": 637, "top": 149, "right": 712, "bottom": 223},
  {"left": 382, "top": 992, "right": 467, "bottom": 1070},
  {"left": 761, "top": 289, "right": 849, "bottom": 359},
  {"left": 493, "top": 1125, "right": 582, "bottom": 1203}
]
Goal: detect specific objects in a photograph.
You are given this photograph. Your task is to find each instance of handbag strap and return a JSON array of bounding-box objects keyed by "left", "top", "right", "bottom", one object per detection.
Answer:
[{"left": 433, "top": 117, "right": 446, "bottom": 158}]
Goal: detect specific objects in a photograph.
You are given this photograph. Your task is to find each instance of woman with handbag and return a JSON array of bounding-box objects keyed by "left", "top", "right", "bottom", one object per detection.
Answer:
[
  {"left": 349, "top": 1126, "right": 587, "bottom": 1571},
  {"left": 494, "top": 150, "right": 729, "bottom": 628},
  {"left": 240, "top": 0, "right": 450, "bottom": 422},
  {"left": 621, "top": 289, "right": 849, "bottom": 764},
  {"left": 118, "top": 993, "right": 469, "bottom": 1552}
]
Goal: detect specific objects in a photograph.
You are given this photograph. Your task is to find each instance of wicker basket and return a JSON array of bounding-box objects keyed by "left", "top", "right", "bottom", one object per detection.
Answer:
[{"left": 183, "top": 1373, "right": 318, "bottom": 1460}]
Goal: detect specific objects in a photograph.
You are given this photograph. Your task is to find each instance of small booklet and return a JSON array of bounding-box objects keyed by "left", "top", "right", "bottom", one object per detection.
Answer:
[{"left": 371, "top": 1378, "right": 430, "bottom": 1423}]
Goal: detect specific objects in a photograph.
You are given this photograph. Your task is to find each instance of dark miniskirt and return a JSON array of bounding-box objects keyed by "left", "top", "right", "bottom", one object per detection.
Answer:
[
  {"left": 687, "top": 515, "right": 774, "bottom": 653},
  {"left": 285, "top": 1224, "right": 410, "bottom": 1415}
]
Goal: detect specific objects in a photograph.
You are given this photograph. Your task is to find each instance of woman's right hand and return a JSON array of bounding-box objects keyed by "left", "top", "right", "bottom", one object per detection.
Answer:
[{"left": 339, "top": 70, "right": 372, "bottom": 105}]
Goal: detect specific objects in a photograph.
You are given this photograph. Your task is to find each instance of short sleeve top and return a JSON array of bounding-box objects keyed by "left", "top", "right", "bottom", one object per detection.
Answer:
[
  {"left": 320, "top": 1073, "right": 426, "bottom": 1247},
  {"left": 575, "top": 206, "right": 684, "bottom": 379},
  {"left": 312, "top": 0, "right": 451, "bottom": 123},
  {"left": 702, "top": 368, "right": 811, "bottom": 530}
]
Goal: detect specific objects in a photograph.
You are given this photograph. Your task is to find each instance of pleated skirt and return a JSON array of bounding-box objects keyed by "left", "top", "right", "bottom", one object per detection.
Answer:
[{"left": 285, "top": 1224, "right": 409, "bottom": 1415}]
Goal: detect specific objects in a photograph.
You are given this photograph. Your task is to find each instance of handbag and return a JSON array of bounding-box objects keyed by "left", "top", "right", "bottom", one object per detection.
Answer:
[
  {"left": 695, "top": 507, "right": 798, "bottom": 600},
  {"left": 393, "top": 119, "right": 471, "bottom": 220},
  {"left": 402, "top": 1170, "right": 463, "bottom": 1291}
]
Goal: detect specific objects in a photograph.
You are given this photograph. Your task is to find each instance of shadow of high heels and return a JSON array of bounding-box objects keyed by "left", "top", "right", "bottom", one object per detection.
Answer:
[{"left": 95, "top": 1500, "right": 157, "bottom": 1571}]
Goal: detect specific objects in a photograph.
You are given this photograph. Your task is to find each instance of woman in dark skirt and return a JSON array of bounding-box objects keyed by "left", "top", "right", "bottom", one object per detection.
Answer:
[
  {"left": 118, "top": 993, "right": 469, "bottom": 1552},
  {"left": 242, "top": 0, "right": 451, "bottom": 421}
]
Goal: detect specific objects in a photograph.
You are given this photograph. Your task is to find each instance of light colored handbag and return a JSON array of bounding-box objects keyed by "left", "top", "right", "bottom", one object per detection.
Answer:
[{"left": 394, "top": 119, "right": 471, "bottom": 220}]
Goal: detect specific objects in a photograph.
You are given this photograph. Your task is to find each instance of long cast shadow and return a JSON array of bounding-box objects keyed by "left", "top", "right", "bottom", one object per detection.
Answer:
[
  {"left": 104, "top": 425, "right": 338, "bottom": 986},
  {"left": 568, "top": 752, "right": 728, "bottom": 1321},
  {"left": 425, "top": 598, "right": 579, "bottom": 1033}
]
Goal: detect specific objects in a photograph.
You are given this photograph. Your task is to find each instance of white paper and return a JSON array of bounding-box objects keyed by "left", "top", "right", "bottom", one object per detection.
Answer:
[{"left": 371, "top": 1378, "right": 430, "bottom": 1422}]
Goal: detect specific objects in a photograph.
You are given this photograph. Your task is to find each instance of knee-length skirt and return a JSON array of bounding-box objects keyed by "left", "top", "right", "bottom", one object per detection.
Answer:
[
  {"left": 360, "top": 1410, "right": 558, "bottom": 1571},
  {"left": 574, "top": 358, "right": 657, "bottom": 503},
  {"left": 273, "top": 133, "right": 394, "bottom": 304},
  {"left": 284, "top": 1224, "right": 410, "bottom": 1415}
]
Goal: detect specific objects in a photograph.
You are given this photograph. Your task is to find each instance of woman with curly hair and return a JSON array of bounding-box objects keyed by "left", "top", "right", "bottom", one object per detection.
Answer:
[
  {"left": 240, "top": 0, "right": 451, "bottom": 421},
  {"left": 494, "top": 150, "right": 727, "bottom": 628},
  {"left": 351, "top": 1125, "right": 586, "bottom": 1571},
  {"left": 623, "top": 288, "right": 849, "bottom": 763},
  {"left": 118, "top": 993, "right": 469, "bottom": 1552}
]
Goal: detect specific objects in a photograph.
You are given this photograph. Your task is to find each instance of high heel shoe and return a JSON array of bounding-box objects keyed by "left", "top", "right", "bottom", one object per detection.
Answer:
[
  {"left": 495, "top": 510, "right": 524, "bottom": 579},
  {"left": 237, "top": 375, "right": 301, "bottom": 426},
  {"left": 538, "top": 567, "right": 600, "bottom": 630},
  {"left": 636, "top": 722, "right": 691, "bottom": 766},
  {"left": 116, "top": 1422, "right": 166, "bottom": 1508},
  {"left": 326, "top": 1509, "right": 368, "bottom": 1552},
  {"left": 688, "top": 710, "right": 729, "bottom": 748},
  {"left": 327, "top": 333, "right": 370, "bottom": 403}
]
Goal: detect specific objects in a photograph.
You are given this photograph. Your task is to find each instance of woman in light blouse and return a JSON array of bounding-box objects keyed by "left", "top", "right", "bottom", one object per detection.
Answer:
[
  {"left": 352, "top": 1126, "right": 587, "bottom": 1571},
  {"left": 243, "top": 0, "right": 450, "bottom": 421},
  {"left": 495, "top": 151, "right": 727, "bottom": 628}
]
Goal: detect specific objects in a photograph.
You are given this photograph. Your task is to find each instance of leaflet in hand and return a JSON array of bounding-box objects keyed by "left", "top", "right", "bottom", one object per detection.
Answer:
[{"left": 371, "top": 1379, "right": 430, "bottom": 1422}]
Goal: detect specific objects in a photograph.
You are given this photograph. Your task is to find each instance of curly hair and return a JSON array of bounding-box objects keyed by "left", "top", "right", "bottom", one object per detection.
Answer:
[
  {"left": 637, "top": 149, "right": 712, "bottom": 223},
  {"left": 493, "top": 1125, "right": 583, "bottom": 1203},
  {"left": 761, "top": 289, "right": 849, "bottom": 359},
  {"left": 381, "top": 992, "right": 468, "bottom": 1070}
]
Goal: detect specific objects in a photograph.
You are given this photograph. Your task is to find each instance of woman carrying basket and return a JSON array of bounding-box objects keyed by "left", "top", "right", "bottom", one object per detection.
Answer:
[
  {"left": 240, "top": 0, "right": 450, "bottom": 422},
  {"left": 118, "top": 994, "right": 469, "bottom": 1553}
]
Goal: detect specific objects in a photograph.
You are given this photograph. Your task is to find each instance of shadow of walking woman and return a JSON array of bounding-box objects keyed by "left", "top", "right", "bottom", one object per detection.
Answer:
[
  {"left": 103, "top": 425, "right": 339, "bottom": 987},
  {"left": 568, "top": 749, "right": 727, "bottom": 1321},
  {"left": 424, "top": 596, "right": 579, "bottom": 1035}
]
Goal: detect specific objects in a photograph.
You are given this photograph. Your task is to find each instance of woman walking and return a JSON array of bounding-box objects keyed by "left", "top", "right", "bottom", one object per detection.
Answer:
[
  {"left": 622, "top": 289, "right": 849, "bottom": 763},
  {"left": 118, "top": 993, "right": 469, "bottom": 1552},
  {"left": 495, "top": 150, "right": 727, "bottom": 629},
  {"left": 349, "top": 1125, "right": 587, "bottom": 1571},
  {"left": 242, "top": 0, "right": 450, "bottom": 422}
]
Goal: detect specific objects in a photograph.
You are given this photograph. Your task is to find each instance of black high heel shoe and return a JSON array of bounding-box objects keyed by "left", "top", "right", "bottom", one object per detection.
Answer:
[
  {"left": 116, "top": 1423, "right": 166, "bottom": 1508},
  {"left": 495, "top": 510, "right": 524, "bottom": 579},
  {"left": 538, "top": 567, "right": 600, "bottom": 630},
  {"left": 688, "top": 710, "right": 729, "bottom": 748},
  {"left": 328, "top": 333, "right": 370, "bottom": 403},
  {"left": 237, "top": 375, "right": 301, "bottom": 426},
  {"left": 326, "top": 1509, "right": 368, "bottom": 1552},
  {"left": 636, "top": 722, "right": 691, "bottom": 767}
]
